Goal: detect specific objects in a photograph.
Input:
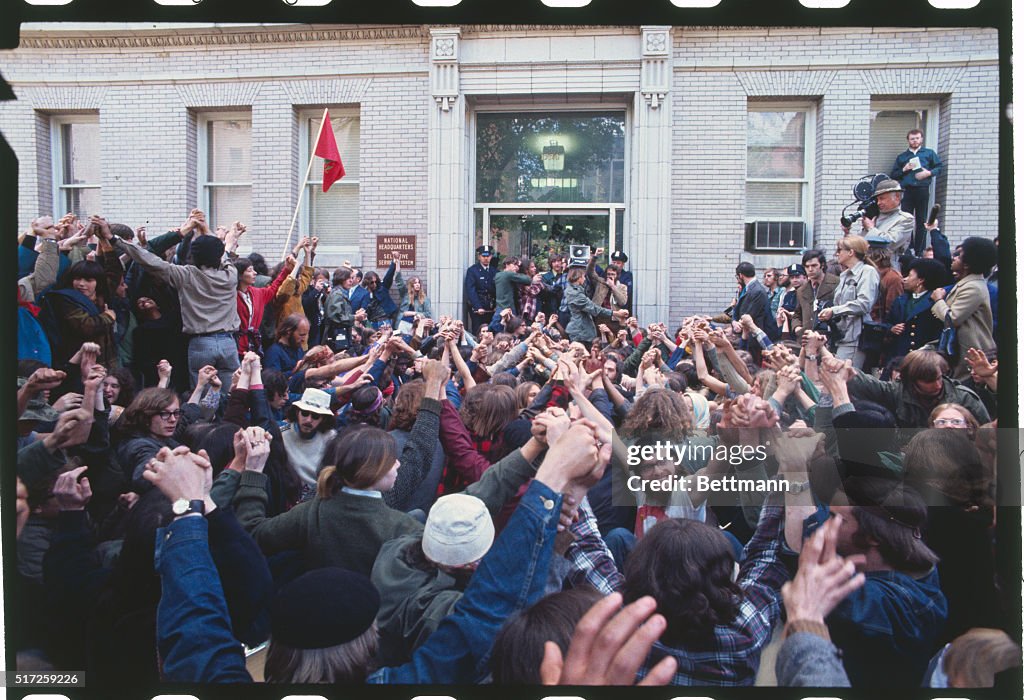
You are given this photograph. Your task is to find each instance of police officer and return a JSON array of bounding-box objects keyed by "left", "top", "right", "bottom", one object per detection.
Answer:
[{"left": 464, "top": 245, "right": 497, "bottom": 336}]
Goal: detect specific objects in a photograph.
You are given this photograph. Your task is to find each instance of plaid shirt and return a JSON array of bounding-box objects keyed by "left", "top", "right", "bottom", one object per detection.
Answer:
[
  {"left": 564, "top": 498, "right": 624, "bottom": 594},
  {"left": 636, "top": 504, "right": 789, "bottom": 686}
]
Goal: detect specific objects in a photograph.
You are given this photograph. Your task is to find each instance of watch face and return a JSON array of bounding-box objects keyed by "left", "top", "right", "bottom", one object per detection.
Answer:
[{"left": 172, "top": 498, "right": 190, "bottom": 516}]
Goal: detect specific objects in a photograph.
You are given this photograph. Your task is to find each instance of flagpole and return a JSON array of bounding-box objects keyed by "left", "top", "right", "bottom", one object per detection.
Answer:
[{"left": 281, "top": 108, "right": 330, "bottom": 260}]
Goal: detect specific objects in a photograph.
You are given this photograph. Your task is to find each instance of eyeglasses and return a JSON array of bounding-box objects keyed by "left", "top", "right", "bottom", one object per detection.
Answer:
[
  {"left": 155, "top": 410, "right": 182, "bottom": 420},
  {"left": 934, "top": 418, "right": 967, "bottom": 427},
  {"left": 298, "top": 409, "right": 324, "bottom": 418}
]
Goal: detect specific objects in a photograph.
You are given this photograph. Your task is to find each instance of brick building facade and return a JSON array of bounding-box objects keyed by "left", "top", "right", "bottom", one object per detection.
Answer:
[{"left": 1, "top": 23, "right": 999, "bottom": 324}]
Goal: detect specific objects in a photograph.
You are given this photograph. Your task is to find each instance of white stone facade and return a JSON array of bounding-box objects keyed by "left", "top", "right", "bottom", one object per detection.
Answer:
[{"left": 1, "top": 24, "right": 999, "bottom": 323}]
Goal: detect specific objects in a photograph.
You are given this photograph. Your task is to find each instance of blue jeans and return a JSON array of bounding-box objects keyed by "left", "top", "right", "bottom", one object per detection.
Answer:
[
  {"left": 605, "top": 527, "right": 637, "bottom": 574},
  {"left": 188, "top": 333, "right": 239, "bottom": 389}
]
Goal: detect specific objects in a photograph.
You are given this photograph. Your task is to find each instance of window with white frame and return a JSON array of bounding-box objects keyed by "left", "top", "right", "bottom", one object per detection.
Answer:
[
  {"left": 745, "top": 104, "right": 815, "bottom": 250},
  {"left": 198, "top": 113, "right": 252, "bottom": 229},
  {"left": 299, "top": 109, "right": 360, "bottom": 263},
  {"left": 868, "top": 100, "right": 939, "bottom": 177},
  {"left": 51, "top": 115, "right": 101, "bottom": 220}
]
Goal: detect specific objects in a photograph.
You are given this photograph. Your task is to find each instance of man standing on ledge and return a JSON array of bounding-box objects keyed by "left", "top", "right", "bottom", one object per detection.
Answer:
[
  {"left": 890, "top": 129, "right": 944, "bottom": 256},
  {"left": 464, "top": 245, "right": 497, "bottom": 336}
]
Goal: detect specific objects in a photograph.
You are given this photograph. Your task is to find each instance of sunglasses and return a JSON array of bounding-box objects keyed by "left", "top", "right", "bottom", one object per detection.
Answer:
[{"left": 298, "top": 409, "right": 324, "bottom": 418}]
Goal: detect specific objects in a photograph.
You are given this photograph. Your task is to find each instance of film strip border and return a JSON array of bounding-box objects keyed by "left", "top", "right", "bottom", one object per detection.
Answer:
[
  {"left": 0, "top": 686, "right": 1018, "bottom": 699},
  {"left": 0, "top": 2, "right": 1015, "bottom": 700}
]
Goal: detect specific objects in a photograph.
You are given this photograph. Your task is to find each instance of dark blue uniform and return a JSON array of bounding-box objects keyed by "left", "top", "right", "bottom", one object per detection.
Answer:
[
  {"left": 464, "top": 260, "right": 497, "bottom": 336},
  {"left": 885, "top": 292, "right": 945, "bottom": 360}
]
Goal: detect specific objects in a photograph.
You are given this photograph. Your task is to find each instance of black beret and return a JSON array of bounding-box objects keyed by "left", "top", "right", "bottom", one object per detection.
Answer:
[
  {"left": 189, "top": 235, "right": 225, "bottom": 268},
  {"left": 270, "top": 568, "right": 380, "bottom": 649}
]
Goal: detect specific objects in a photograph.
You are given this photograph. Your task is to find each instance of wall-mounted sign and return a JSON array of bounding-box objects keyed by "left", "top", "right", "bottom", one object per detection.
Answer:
[{"left": 376, "top": 235, "right": 416, "bottom": 268}]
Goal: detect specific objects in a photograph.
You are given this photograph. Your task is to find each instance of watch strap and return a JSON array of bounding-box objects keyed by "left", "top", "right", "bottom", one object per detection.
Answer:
[{"left": 173, "top": 498, "right": 206, "bottom": 517}]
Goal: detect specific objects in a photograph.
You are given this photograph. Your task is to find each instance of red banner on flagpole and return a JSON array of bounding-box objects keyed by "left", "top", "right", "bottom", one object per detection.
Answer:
[{"left": 315, "top": 109, "right": 345, "bottom": 192}]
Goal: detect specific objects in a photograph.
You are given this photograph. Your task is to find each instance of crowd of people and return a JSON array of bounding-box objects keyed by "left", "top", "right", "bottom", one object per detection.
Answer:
[{"left": 13, "top": 176, "right": 1017, "bottom": 690}]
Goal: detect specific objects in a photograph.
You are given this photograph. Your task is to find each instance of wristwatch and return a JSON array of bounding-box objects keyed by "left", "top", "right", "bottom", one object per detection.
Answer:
[
  {"left": 171, "top": 498, "right": 206, "bottom": 517},
  {"left": 805, "top": 354, "right": 820, "bottom": 362}
]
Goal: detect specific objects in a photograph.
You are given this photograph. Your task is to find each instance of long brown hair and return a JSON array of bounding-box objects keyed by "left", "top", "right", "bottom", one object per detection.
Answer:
[
  {"left": 316, "top": 426, "right": 397, "bottom": 496},
  {"left": 405, "top": 276, "right": 427, "bottom": 306},
  {"left": 120, "top": 388, "right": 179, "bottom": 436},
  {"left": 514, "top": 381, "right": 539, "bottom": 411},
  {"left": 902, "top": 428, "right": 992, "bottom": 511},
  {"left": 620, "top": 388, "right": 692, "bottom": 441},
  {"left": 459, "top": 384, "right": 518, "bottom": 439},
  {"left": 388, "top": 379, "right": 425, "bottom": 432}
]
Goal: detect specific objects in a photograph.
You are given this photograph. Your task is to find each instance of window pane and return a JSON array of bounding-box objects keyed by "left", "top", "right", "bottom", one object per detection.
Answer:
[
  {"left": 307, "top": 114, "right": 359, "bottom": 183},
  {"left": 747, "top": 111, "right": 806, "bottom": 179},
  {"left": 207, "top": 119, "right": 252, "bottom": 182},
  {"left": 309, "top": 184, "right": 359, "bottom": 245},
  {"left": 487, "top": 213, "right": 609, "bottom": 269},
  {"left": 614, "top": 209, "right": 624, "bottom": 253},
  {"left": 476, "top": 112, "right": 626, "bottom": 204},
  {"left": 746, "top": 182, "right": 802, "bottom": 218},
  {"left": 63, "top": 187, "right": 102, "bottom": 221},
  {"left": 475, "top": 209, "right": 485, "bottom": 249},
  {"left": 61, "top": 122, "right": 100, "bottom": 186},
  {"left": 869, "top": 109, "right": 927, "bottom": 176},
  {"left": 208, "top": 185, "right": 251, "bottom": 230}
]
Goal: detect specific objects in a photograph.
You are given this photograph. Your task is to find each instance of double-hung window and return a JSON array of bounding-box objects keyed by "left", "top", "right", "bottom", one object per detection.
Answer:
[
  {"left": 745, "top": 103, "right": 815, "bottom": 251},
  {"left": 51, "top": 114, "right": 101, "bottom": 220},
  {"left": 298, "top": 108, "right": 360, "bottom": 264},
  {"left": 198, "top": 112, "right": 252, "bottom": 230}
]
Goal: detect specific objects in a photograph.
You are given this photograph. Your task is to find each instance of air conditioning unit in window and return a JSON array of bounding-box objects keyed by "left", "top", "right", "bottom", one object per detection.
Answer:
[{"left": 745, "top": 221, "right": 807, "bottom": 252}]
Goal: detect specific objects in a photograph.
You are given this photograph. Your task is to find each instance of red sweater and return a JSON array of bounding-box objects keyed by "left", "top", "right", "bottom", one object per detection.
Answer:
[{"left": 235, "top": 265, "right": 291, "bottom": 354}]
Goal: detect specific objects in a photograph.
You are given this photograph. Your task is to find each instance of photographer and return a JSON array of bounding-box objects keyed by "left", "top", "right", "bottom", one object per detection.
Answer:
[
  {"left": 817, "top": 237, "right": 879, "bottom": 368},
  {"left": 845, "top": 179, "right": 914, "bottom": 273}
]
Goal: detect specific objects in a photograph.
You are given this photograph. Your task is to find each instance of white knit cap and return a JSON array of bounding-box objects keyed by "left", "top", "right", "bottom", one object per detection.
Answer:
[{"left": 422, "top": 494, "right": 495, "bottom": 567}]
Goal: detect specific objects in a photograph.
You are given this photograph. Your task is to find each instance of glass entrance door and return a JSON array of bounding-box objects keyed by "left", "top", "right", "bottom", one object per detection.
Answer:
[{"left": 476, "top": 208, "right": 621, "bottom": 269}]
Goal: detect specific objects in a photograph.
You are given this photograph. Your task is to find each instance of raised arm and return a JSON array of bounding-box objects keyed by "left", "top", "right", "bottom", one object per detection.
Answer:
[
  {"left": 447, "top": 337, "right": 477, "bottom": 390},
  {"left": 383, "top": 361, "right": 446, "bottom": 511}
]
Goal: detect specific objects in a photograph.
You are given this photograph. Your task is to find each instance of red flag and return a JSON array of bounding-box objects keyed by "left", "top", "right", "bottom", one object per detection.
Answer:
[{"left": 314, "top": 110, "right": 345, "bottom": 192}]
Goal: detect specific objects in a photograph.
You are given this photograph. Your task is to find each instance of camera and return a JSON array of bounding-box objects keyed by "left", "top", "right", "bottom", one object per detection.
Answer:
[
  {"left": 568, "top": 244, "right": 591, "bottom": 267},
  {"left": 839, "top": 173, "right": 887, "bottom": 228}
]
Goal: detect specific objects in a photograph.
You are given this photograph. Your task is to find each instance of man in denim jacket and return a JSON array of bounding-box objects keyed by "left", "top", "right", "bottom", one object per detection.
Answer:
[
  {"left": 150, "top": 420, "right": 612, "bottom": 684},
  {"left": 799, "top": 483, "right": 948, "bottom": 687}
]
